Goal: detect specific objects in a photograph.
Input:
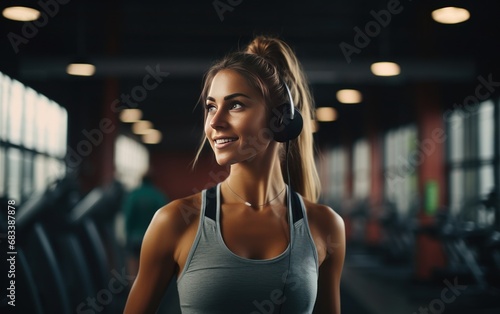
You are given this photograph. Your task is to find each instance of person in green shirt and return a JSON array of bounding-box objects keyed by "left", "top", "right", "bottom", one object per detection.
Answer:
[{"left": 122, "top": 173, "right": 168, "bottom": 276}]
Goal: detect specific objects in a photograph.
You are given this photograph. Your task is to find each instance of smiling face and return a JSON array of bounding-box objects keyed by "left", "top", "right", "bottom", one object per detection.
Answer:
[{"left": 204, "top": 69, "right": 275, "bottom": 166}]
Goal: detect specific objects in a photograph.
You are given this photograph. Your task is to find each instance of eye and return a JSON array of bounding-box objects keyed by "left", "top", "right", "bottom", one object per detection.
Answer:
[
  {"left": 205, "top": 103, "right": 216, "bottom": 114},
  {"left": 230, "top": 102, "right": 243, "bottom": 110}
]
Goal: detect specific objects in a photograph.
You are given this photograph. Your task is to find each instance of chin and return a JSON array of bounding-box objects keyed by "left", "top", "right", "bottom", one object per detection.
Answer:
[{"left": 214, "top": 154, "right": 238, "bottom": 166}]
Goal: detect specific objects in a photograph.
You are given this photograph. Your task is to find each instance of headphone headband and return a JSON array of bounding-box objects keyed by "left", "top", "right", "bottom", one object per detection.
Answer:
[{"left": 283, "top": 83, "right": 295, "bottom": 120}]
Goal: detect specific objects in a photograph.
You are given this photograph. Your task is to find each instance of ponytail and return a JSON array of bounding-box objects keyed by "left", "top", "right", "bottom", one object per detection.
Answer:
[
  {"left": 246, "top": 36, "right": 320, "bottom": 202},
  {"left": 195, "top": 36, "right": 321, "bottom": 202}
]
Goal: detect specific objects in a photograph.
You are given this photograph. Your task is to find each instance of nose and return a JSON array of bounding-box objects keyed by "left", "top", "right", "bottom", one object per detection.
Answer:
[{"left": 208, "top": 108, "right": 228, "bottom": 129}]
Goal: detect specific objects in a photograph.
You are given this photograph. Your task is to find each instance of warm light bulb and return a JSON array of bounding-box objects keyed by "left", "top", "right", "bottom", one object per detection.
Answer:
[
  {"left": 432, "top": 7, "right": 470, "bottom": 24},
  {"left": 142, "top": 129, "right": 162, "bottom": 144},
  {"left": 336, "top": 89, "right": 362, "bottom": 104},
  {"left": 132, "top": 120, "right": 153, "bottom": 135},
  {"left": 316, "top": 107, "right": 337, "bottom": 122},
  {"left": 370, "top": 62, "right": 400, "bottom": 76},
  {"left": 66, "top": 63, "right": 96, "bottom": 76},
  {"left": 120, "top": 109, "right": 142, "bottom": 123},
  {"left": 2, "top": 6, "right": 40, "bottom": 21}
]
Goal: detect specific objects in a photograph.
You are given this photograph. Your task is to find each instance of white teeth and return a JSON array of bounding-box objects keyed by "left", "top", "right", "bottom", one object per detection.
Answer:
[{"left": 215, "top": 138, "right": 236, "bottom": 144}]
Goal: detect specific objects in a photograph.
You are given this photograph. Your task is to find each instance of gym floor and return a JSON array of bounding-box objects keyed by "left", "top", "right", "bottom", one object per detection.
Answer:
[{"left": 341, "top": 245, "right": 500, "bottom": 314}]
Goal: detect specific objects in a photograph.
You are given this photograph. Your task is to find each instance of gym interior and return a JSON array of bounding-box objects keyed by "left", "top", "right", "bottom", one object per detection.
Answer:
[{"left": 1, "top": 1, "right": 500, "bottom": 313}]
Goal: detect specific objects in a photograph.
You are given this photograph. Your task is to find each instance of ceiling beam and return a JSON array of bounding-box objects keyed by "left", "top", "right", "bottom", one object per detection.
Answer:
[{"left": 18, "top": 57, "right": 476, "bottom": 84}]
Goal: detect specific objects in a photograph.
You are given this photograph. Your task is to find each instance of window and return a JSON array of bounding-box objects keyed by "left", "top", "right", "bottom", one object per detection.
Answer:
[
  {"left": 22, "top": 151, "right": 33, "bottom": 200},
  {"left": 23, "top": 87, "right": 37, "bottom": 149},
  {"left": 0, "top": 147, "right": 5, "bottom": 196},
  {"left": 448, "top": 111, "right": 465, "bottom": 215},
  {"left": 0, "top": 72, "right": 68, "bottom": 203},
  {"left": 447, "top": 99, "right": 498, "bottom": 224},
  {"left": 8, "top": 79, "right": 24, "bottom": 146},
  {"left": 0, "top": 73, "right": 9, "bottom": 141},
  {"left": 478, "top": 101, "right": 495, "bottom": 196},
  {"left": 34, "top": 154, "right": 47, "bottom": 193},
  {"left": 353, "top": 138, "right": 370, "bottom": 200},
  {"left": 7, "top": 148, "right": 22, "bottom": 202},
  {"left": 383, "top": 125, "right": 418, "bottom": 216},
  {"left": 114, "top": 135, "right": 149, "bottom": 190},
  {"left": 321, "top": 146, "right": 347, "bottom": 207}
]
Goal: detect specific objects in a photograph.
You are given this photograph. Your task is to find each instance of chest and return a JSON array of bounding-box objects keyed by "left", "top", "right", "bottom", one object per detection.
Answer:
[
  {"left": 177, "top": 216, "right": 319, "bottom": 314},
  {"left": 220, "top": 205, "right": 290, "bottom": 260}
]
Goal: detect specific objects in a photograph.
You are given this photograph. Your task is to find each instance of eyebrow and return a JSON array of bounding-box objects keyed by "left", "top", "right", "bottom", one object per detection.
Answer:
[{"left": 206, "top": 93, "right": 251, "bottom": 102}]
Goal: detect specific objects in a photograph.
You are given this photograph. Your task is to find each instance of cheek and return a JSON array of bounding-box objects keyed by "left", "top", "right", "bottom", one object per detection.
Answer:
[
  {"left": 204, "top": 119, "right": 215, "bottom": 147},
  {"left": 204, "top": 120, "right": 209, "bottom": 134},
  {"left": 240, "top": 111, "right": 269, "bottom": 134},
  {"left": 204, "top": 116, "right": 212, "bottom": 134},
  {"left": 240, "top": 117, "right": 274, "bottom": 147}
]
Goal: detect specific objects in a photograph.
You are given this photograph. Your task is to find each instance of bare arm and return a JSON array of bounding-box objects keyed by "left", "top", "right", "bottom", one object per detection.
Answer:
[
  {"left": 312, "top": 206, "right": 346, "bottom": 314},
  {"left": 124, "top": 200, "right": 189, "bottom": 313}
]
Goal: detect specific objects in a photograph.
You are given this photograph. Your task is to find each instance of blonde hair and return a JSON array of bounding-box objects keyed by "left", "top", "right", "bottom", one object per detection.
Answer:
[{"left": 194, "top": 36, "right": 320, "bottom": 202}]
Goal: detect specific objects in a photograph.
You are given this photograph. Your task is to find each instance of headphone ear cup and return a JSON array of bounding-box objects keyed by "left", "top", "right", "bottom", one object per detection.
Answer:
[{"left": 271, "top": 103, "right": 303, "bottom": 142}]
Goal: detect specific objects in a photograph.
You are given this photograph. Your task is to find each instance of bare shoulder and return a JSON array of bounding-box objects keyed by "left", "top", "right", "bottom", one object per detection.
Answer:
[
  {"left": 140, "top": 192, "right": 203, "bottom": 267},
  {"left": 149, "top": 193, "right": 202, "bottom": 236},
  {"left": 301, "top": 198, "right": 345, "bottom": 263},
  {"left": 125, "top": 193, "right": 203, "bottom": 313},
  {"left": 302, "top": 198, "right": 344, "bottom": 234}
]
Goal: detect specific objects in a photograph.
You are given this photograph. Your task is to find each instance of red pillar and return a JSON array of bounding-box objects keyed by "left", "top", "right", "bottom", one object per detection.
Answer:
[
  {"left": 81, "top": 6, "right": 120, "bottom": 191},
  {"left": 414, "top": 83, "right": 447, "bottom": 280},
  {"left": 78, "top": 79, "right": 119, "bottom": 192},
  {"left": 98, "top": 79, "right": 119, "bottom": 186},
  {"left": 365, "top": 133, "right": 383, "bottom": 245},
  {"left": 344, "top": 142, "right": 354, "bottom": 241}
]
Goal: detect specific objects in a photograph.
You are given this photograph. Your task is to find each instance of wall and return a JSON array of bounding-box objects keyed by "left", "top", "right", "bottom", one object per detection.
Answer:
[{"left": 150, "top": 150, "right": 227, "bottom": 201}]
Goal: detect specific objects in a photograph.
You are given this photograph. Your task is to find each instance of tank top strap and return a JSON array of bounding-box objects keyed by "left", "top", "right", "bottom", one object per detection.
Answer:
[
  {"left": 289, "top": 187, "right": 303, "bottom": 224},
  {"left": 204, "top": 184, "right": 218, "bottom": 221}
]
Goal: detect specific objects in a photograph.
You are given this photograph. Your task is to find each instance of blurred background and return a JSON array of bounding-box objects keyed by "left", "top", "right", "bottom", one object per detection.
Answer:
[{"left": 1, "top": 0, "right": 500, "bottom": 313}]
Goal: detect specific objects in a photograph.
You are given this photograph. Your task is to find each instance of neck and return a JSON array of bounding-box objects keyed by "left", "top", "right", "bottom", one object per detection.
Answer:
[{"left": 223, "top": 147, "right": 286, "bottom": 209}]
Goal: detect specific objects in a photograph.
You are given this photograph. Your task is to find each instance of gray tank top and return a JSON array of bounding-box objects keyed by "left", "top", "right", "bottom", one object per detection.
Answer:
[{"left": 177, "top": 183, "right": 319, "bottom": 313}]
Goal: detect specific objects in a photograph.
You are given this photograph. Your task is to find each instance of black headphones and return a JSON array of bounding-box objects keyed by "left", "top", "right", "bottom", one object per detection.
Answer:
[
  {"left": 270, "top": 83, "right": 301, "bottom": 313},
  {"left": 270, "top": 83, "right": 303, "bottom": 142}
]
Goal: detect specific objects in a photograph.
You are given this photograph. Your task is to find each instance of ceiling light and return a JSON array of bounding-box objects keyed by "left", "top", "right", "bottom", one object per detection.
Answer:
[
  {"left": 132, "top": 120, "right": 153, "bottom": 135},
  {"left": 432, "top": 7, "right": 470, "bottom": 24},
  {"left": 66, "top": 63, "right": 95, "bottom": 76},
  {"left": 119, "top": 109, "right": 142, "bottom": 123},
  {"left": 370, "top": 62, "right": 400, "bottom": 76},
  {"left": 316, "top": 107, "right": 337, "bottom": 122},
  {"left": 2, "top": 6, "right": 40, "bottom": 21},
  {"left": 142, "top": 129, "right": 162, "bottom": 144},
  {"left": 336, "top": 89, "right": 362, "bottom": 104}
]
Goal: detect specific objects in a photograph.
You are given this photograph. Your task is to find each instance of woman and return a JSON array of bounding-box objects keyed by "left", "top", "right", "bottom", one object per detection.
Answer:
[{"left": 124, "top": 36, "right": 345, "bottom": 313}]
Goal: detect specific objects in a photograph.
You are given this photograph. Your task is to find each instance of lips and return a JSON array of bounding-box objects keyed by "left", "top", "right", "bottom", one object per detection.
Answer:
[
  {"left": 215, "top": 138, "right": 237, "bottom": 144},
  {"left": 213, "top": 137, "right": 238, "bottom": 148}
]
